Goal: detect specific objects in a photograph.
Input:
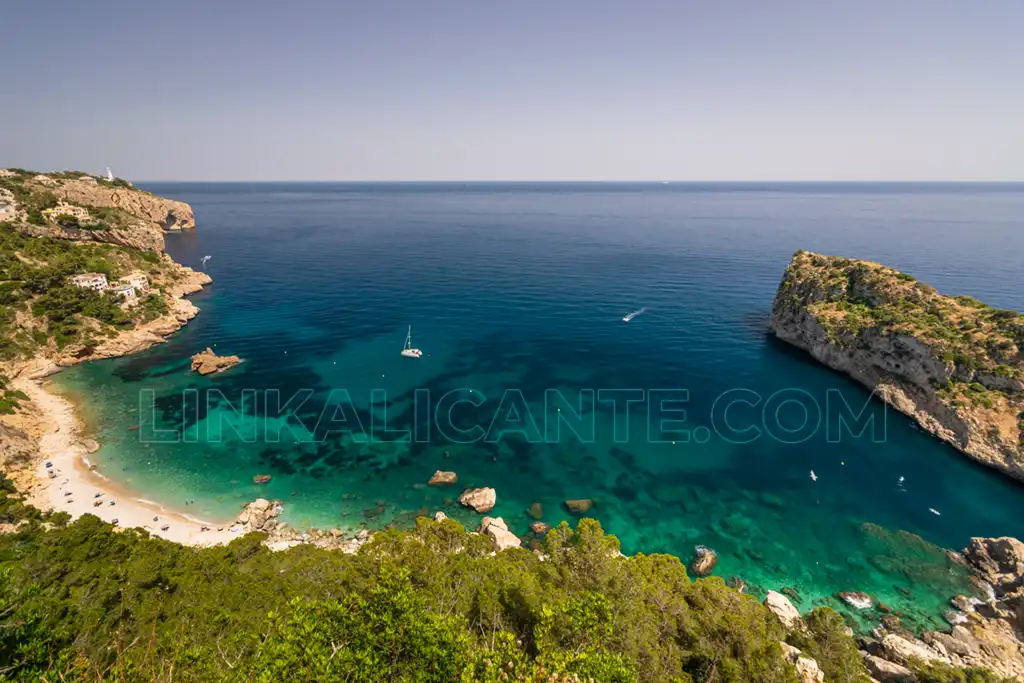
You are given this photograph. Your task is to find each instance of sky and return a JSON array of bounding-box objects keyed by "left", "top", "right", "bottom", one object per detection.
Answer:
[{"left": 1, "top": 1, "right": 1022, "bottom": 181}]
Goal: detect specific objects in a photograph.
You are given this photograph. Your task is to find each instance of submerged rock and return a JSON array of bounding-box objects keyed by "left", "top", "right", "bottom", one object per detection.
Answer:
[
  {"left": 837, "top": 591, "right": 874, "bottom": 609},
  {"left": 564, "top": 498, "right": 594, "bottom": 514},
  {"left": 252, "top": 474, "right": 272, "bottom": 484},
  {"left": 458, "top": 487, "right": 496, "bottom": 513},
  {"left": 527, "top": 502, "right": 544, "bottom": 520},
  {"left": 190, "top": 347, "right": 243, "bottom": 375},
  {"left": 428, "top": 470, "right": 458, "bottom": 486},
  {"left": 530, "top": 521, "right": 552, "bottom": 535}
]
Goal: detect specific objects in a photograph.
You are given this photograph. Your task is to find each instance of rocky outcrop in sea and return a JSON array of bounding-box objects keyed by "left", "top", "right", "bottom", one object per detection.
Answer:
[{"left": 770, "top": 250, "right": 1024, "bottom": 480}]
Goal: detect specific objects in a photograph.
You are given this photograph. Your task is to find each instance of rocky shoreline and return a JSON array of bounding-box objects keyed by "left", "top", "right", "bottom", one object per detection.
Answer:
[
  {"left": 760, "top": 536, "right": 1024, "bottom": 681},
  {"left": 770, "top": 250, "right": 1024, "bottom": 480}
]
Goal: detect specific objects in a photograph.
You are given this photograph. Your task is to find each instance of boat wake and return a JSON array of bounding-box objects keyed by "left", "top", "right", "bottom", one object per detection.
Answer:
[{"left": 622, "top": 307, "right": 648, "bottom": 322}]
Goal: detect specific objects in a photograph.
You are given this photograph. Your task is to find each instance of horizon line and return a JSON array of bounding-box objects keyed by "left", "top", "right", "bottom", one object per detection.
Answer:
[{"left": 133, "top": 178, "right": 1024, "bottom": 184}]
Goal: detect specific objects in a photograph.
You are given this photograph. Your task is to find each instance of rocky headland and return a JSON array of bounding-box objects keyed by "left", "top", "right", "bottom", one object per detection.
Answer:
[
  {"left": 2, "top": 170, "right": 195, "bottom": 253},
  {"left": 770, "top": 250, "right": 1024, "bottom": 480}
]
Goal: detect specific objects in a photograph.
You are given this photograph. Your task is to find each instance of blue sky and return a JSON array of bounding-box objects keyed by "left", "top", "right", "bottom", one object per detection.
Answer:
[{"left": 2, "top": 1, "right": 1022, "bottom": 180}]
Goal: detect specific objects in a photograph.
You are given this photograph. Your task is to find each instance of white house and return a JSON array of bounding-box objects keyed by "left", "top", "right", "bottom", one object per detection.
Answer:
[
  {"left": 120, "top": 272, "right": 150, "bottom": 293},
  {"left": 43, "top": 201, "right": 92, "bottom": 225},
  {"left": 112, "top": 284, "right": 137, "bottom": 301},
  {"left": 0, "top": 169, "right": 17, "bottom": 178},
  {"left": 71, "top": 273, "right": 109, "bottom": 292}
]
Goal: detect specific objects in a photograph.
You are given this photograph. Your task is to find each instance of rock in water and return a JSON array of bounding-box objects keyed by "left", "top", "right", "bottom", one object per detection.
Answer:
[
  {"left": 837, "top": 591, "right": 874, "bottom": 609},
  {"left": 527, "top": 502, "right": 544, "bottom": 519},
  {"left": 690, "top": 545, "right": 718, "bottom": 577},
  {"left": 428, "top": 470, "right": 458, "bottom": 486},
  {"left": 190, "top": 348, "right": 243, "bottom": 375},
  {"left": 79, "top": 439, "right": 100, "bottom": 454},
  {"left": 252, "top": 474, "right": 272, "bottom": 484},
  {"left": 458, "top": 487, "right": 496, "bottom": 513},
  {"left": 764, "top": 590, "right": 803, "bottom": 630},
  {"left": 480, "top": 517, "right": 521, "bottom": 551},
  {"left": 564, "top": 499, "right": 594, "bottom": 514},
  {"left": 530, "top": 521, "right": 552, "bottom": 535}
]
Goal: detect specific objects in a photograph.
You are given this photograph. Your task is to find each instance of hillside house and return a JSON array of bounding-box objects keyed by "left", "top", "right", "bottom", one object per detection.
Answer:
[
  {"left": 119, "top": 272, "right": 150, "bottom": 293},
  {"left": 112, "top": 284, "right": 137, "bottom": 301},
  {"left": 43, "top": 201, "right": 92, "bottom": 225},
  {"left": 70, "top": 273, "right": 109, "bottom": 292}
]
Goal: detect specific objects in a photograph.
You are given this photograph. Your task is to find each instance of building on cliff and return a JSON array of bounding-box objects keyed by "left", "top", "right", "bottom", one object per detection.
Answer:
[
  {"left": 119, "top": 272, "right": 150, "bottom": 293},
  {"left": 70, "top": 273, "right": 109, "bottom": 292},
  {"left": 0, "top": 169, "right": 17, "bottom": 178},
  {"left": 112, "top": 284, "right": 138, "bottom": 301},
  {"left": 43, "top": 201, "right": 92, "bottom": 225}
]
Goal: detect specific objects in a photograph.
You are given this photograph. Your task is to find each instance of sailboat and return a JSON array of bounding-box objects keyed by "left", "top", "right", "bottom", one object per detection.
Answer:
[{"left": 401, "top": 325, "right": 423, "bottom": 358}]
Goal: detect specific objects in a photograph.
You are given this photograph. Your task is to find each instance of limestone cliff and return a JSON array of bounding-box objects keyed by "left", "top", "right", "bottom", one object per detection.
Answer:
[
  {"left": 1, "top": 171, "right": 195, "bottom": 252},
  {"left": 770, "top": 250, "right": 1024, "bottom": 480}
]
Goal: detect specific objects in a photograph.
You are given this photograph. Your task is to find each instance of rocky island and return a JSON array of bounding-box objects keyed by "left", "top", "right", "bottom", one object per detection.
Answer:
[
  {"left": 771, "top": 250, "right": 1024, "bottom": 480},
  {"left": 190, "top": 347, "right": 243, "bottom": 375}
]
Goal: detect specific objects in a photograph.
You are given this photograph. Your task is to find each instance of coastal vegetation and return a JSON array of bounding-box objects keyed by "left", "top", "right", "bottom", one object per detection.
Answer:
[
  {"left": 0, "top": 481, "right": 874, "bottom": 683},
  {"left": 0, "top": 223, "right": 175, "bottom": 358},
  {"left": 778, "top": 253, "right": 1024, "bottom": 376}
]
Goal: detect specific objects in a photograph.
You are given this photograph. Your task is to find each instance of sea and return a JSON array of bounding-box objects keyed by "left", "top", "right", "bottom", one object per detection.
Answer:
[{"left": 54, "top": 181, "right": 1024, "bottom": 632}]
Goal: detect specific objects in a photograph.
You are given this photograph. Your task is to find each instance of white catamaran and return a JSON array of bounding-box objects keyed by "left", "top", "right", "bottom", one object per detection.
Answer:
[{"left": 401, "top": 325, "right": 423, "bottom": 358}]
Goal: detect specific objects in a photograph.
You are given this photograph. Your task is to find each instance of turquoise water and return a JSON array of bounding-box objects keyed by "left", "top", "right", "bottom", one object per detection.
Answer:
[{"left": 56, "top": 182, "right": 1024, "bottom": 632}]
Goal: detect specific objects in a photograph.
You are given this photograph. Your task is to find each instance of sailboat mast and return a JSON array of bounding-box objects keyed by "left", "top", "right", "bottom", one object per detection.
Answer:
[{"left": 405, "top": 325, "right": 412, "bottom": 349}]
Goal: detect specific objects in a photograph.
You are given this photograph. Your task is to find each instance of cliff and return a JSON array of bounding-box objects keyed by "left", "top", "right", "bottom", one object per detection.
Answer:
[
  {"left": 770, "top": 251, "right": 1024, "bottom": 480},
  {"left": 0, "top": 170, "right": 195, "bottom": 252}
]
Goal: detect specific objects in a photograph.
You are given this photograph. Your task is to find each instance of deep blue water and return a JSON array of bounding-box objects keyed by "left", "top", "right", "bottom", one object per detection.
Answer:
[{"left": 56, "top": 182, "right": 1024, "bottom": 631}]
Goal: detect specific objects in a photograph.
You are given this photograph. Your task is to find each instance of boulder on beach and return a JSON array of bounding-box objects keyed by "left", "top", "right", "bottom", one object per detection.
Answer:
[
  {"left": 237, "top": 498, "right": 282, "bottom": 531},
  {"left": 564, "top": 499, "right": 593, "bottom": 514},
  {"left": 690, "top": 545, "right": 718, "bottom": 577},
  {"left": 458, "top": 487, "right": 496, "bottom": 513},
  {"left": 480, "top": 517, "right": 521, "bottom": 552},
  {"left": 79, "top": 439, "right": 100, "bottom": 454},
  {"left": 434, "top": 511, "right": 448, "bottom": 522},
  {"left": 428, "top": 470, "right": 458, "bottom": 486},
  {"left": 190, "top": 347, "right": 243, "bottom": 375}
]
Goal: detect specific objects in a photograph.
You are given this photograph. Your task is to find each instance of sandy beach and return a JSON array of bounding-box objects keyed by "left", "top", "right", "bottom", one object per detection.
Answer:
[{"left": 16, "top": 374, "right": 244, "bottom": 547}]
